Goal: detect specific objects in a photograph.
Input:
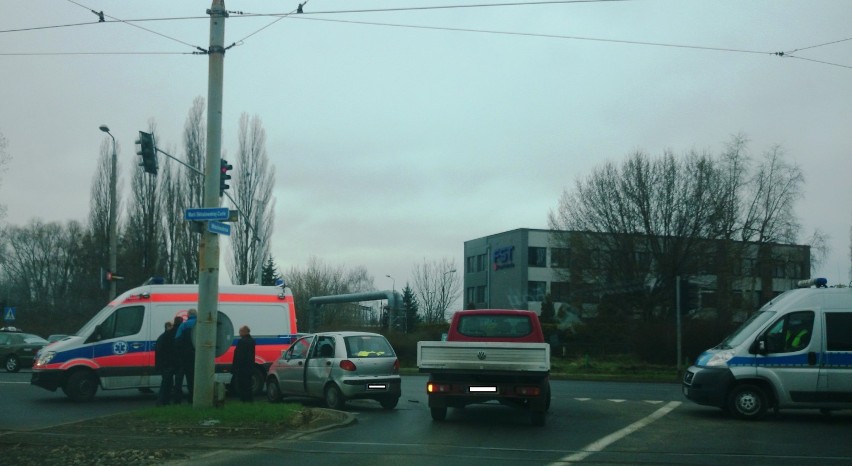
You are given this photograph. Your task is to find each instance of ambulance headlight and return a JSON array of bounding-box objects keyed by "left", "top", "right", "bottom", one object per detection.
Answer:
[
  {"left": 36, "top": 351, "right": 55, "bottom": 366},
  {"left": 705, "top": 350, "right": 735, "bottom": 368}
]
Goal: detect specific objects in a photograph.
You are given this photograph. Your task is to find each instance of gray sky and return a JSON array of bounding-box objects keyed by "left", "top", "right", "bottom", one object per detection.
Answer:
[{"left": 1, "top": 0, "right": 850, "bottom": 294}]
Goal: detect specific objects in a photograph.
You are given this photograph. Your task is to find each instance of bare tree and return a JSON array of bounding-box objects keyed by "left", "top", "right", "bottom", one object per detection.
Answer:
[
  {"left": 160, "top": 97, "right": 205, "bottom": 284},
  {"left": 412, "top": 258, "right": 460, "bottom": 324},
  {"left": 87, "top": 139, "right": 119, "bottom": 281},
  {"left": 228, "top": 113, "right": 275, "bottom": 285},
  {"left": 285, "top": 256, "right": 374, "bottom": 331}
]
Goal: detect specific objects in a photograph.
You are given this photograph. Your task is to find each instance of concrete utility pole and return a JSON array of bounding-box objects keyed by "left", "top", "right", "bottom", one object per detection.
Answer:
[{"left": 194, "top": 0, "right": 227, "bottom": 408}]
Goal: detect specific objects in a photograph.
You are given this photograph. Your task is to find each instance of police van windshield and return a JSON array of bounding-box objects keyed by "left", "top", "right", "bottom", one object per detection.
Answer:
[{"left": 717, "top": 310, "right": 776, "bottom": 349}]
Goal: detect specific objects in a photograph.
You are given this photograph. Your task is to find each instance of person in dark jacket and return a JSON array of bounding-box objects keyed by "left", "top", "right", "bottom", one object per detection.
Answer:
[
  {"left": 154, "top": 316, "right": 181, "bottom": 406},
  {"left": 174, "top": 309, "right": 197, "bottom": 403},
  {"left": 232, "top": 325, "right": 256, "bottom": 402}
]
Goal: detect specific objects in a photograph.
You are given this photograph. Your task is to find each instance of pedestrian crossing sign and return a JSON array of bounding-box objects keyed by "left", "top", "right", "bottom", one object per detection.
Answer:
[{"left": 3, "top": 307, "right": 15, "bottom": 322}]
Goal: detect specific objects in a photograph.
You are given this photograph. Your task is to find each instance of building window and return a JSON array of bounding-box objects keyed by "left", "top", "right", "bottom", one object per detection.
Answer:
[
  {"left": 551, "top": 248, "right": 570, "bottom": 268},
  {"left": 477, "top": 254, "right": 486, "bottom": 272},
  {"left": 466, "top": 256, "right": 474, "bottom": 273},
  {"left": 476, "top": 286, "right": 486, "bottom": 303},
  {"left": 527, "top": 281, "right": 546, "bottom": 302},
  {"left": 773, "top": 261, "right": 786, "bottom": 278},
  {"left": 529, "top": 247, "right": 546, "bottom": 267},
  {"left": 466, "top": 287, "right": 475, "bottom": 305},
  {"left": 551, "top": 281, "right": 570, "bottom": 303}
]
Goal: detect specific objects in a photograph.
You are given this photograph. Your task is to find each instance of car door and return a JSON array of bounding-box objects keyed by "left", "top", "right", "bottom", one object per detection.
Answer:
[
  {"left": 85, "top": 305, "right": 147, "bottom": 389},
  {"left": 756, "top": 310, "right": 819, "bottom": 404},
  {"left": 305, "top": 335, "right": 336, "bottom": 397},
  {"left": 278, "top": 336, "right": 314, "bottom": 395},
  {"left": 818, "top": 311, "right": 852, "bottom": 404}
]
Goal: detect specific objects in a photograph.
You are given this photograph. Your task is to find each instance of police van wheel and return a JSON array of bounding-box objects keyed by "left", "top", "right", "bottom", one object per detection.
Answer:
[
  {"left": 379, "top": 396, "right": 399, "bottom": 409},
  {"left": 64, "top": 370, "right": 98, "bottom": 402},
  {"left": 727, "top": 384, "right": 767, "bottom": 420}
]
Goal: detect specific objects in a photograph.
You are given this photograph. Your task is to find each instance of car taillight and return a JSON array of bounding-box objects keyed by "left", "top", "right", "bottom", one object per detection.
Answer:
[
  {"left": 427, "top": 382, "right": 452, "bottom": 393},
  {"left": 393, "top": 358, "right": 400, "bottom": 374},
  {"left": 339, "top": 360, "right": 357, "bottom": 371},
  {"left": 515, "top": 386, "right": 541, "bottom": 396}
]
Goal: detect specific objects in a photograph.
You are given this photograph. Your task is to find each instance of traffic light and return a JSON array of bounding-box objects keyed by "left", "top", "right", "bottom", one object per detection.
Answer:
[
  {"left": 135, "top": 131, "right": 158, "bottom": 175},
  {"left": 219, "top": 159, "right": 233, "bottom": 196}
]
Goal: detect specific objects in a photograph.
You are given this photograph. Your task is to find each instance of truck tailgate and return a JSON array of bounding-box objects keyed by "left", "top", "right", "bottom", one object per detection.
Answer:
[{"left": 417, "top": 341, "right": 550, "bottom": 372}]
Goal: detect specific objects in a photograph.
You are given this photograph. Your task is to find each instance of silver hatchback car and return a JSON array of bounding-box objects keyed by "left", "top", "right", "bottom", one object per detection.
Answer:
[{"left": 266, "top": 331, "right": 401, "bottom": 410}]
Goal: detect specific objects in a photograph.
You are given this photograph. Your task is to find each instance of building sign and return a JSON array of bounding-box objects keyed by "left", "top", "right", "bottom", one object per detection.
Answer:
[{"left": 493, "top": 245, "right": 515, "bottom": 270}]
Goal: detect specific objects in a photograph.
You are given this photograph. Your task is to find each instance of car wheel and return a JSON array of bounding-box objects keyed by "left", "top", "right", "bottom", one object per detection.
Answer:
[
  {"left": 430, "top": 406, "right": 447, "bottom": 421},
  {"left": 251, "top": 367, "right": 265, "bottom": 395},
  {"left": 727, "top": 384, "right": 768, "bottom": 420},
  {"left": 4, "top": 355, "right": 20, "bottom": 373},
  {"left": 379, "top": 396, "right": 399, "bottom": 410},
  {"left": 64, "top": 370, "right": 98, "bottom": 402},
  {"left": 324, "top": 384, "right": 345, "bottom": 410},
  {"left": 266, "top": 377, "right": 282, "bottom": 403}
]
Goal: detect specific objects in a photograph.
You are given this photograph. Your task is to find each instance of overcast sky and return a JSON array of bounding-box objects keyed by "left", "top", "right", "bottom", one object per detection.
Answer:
[{"left": 1, "top": 0, "right": 850, "bottom": 296}]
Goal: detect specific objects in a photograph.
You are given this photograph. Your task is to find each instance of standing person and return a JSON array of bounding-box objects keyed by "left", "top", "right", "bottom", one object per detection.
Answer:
[
  {"left": 154, "top": 317, "right": 181, "bottom": 406},
  {"left": 174, "top": 309, "right": 197, "bottom": 404},
  {"left": 232, "top": 325, "right": 256, "bottom": 402}
]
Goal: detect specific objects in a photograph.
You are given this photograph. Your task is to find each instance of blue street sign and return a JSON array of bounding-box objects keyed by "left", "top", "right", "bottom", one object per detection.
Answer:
[
  {"left": 3, "top": 307, "right": 15, "bottom": 322},
  {"left": 184, "top": 207, "right": 230, "bottom": 221},
  {"left": 208, "top": 221, "right": 231, "bottom": 236}
]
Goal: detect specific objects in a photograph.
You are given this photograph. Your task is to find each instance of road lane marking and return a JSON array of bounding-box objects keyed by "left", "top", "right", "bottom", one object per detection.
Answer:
[{"left": 549, "top": 400, "right": 681, "bottom": 465}]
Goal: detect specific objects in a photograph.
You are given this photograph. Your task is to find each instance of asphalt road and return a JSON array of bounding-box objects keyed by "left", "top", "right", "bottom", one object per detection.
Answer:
[{"left": 3, "top": 372, "right": 852, "bottom": 465}]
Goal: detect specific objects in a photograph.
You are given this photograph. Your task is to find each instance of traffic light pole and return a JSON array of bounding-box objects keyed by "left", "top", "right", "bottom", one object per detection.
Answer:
[{"left": 194, "top": 0, "right": 227, "bottom": 408}]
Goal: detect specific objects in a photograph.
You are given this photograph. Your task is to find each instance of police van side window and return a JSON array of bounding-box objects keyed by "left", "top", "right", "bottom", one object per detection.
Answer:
[
  {"left": 92, "top": 306, "right": 144, "bottom": 341},
  {"left": 826, "top": 313, "right": 852, "bottom": 351},
  {"left": 764, "top": 311, "right": 814, "bottom": 353}
]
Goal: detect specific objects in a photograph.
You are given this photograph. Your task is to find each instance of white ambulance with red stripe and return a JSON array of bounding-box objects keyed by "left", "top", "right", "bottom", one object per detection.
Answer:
[{"left": 31, "top": 283, "right": 298, "bottom": 401}]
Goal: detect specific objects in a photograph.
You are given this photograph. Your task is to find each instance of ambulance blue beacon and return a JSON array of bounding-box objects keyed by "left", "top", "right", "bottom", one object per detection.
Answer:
[
  {"left": 683, "top": 278, "right": 852, "bottom": 419},
  {"left": 31, "top": 282, "right": 299, "bottom": 401}
]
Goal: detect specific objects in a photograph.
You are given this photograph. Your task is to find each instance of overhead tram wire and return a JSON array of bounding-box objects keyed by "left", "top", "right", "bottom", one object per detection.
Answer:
[{"left": 63, "top": 0, "right": 207, "bottom": 53}]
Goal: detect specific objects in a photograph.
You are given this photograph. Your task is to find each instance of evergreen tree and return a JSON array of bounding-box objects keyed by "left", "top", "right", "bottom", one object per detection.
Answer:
[
  {"left": 402, "top": 284, "right": 420, "bottom": 333},
  {"left": 540, "top": 293, "right": 556, "bottom": 324},
  {"left": 261, "top": 256, "right": 282, "bottom": 286}
]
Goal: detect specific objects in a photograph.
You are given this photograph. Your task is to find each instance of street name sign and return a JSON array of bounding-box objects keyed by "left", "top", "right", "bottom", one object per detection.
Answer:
[
  {"left": 208, "top": 221, "right": 231, "bottom": 236},
  {"left": 184, "top": 207, "right": 230, "bottom": 221}
]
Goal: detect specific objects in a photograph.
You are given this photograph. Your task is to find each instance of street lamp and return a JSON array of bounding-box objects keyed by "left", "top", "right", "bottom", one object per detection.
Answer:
[
  {"left": 386, "top": 274, "right": 396, "bottom": 331},
  {"left": 99, "top": 124, "right": 117, "bottom": 300}
]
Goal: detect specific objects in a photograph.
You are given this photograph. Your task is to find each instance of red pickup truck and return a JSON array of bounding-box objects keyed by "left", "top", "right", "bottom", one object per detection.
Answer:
[{"left": 417, "top": 309, "right": 551, "bottom": 426}]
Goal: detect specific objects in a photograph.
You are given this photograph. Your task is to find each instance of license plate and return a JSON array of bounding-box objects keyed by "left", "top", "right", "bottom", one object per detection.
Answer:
[
  {"left": 367, "top": 383, "right": 387, "bottom": 390},
  {"left": 469, "top": 386, "right": 498, "bottom": 393}
]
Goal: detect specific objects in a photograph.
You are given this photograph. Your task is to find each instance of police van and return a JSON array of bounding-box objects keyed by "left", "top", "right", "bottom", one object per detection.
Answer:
[
  {"left": 682, "top": 278, "right": 852, "bottom": 419},
  {"left": 31, "top": 283, "right": 298, "bottom": 401}
]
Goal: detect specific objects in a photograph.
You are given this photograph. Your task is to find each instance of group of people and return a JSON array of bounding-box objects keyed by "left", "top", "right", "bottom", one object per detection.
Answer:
[{"left": 153, "top": 309, "right": 256, "bottom": 405}]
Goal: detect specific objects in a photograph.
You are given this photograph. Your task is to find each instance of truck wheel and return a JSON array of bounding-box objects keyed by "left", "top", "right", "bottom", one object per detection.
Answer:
[
  {"left": 64, "top": 370, "right": 98, "bottom": 402},
  {"left": 324, "top": 384, "right": 346, "bottom": 410},
  {"left": 379, "top": 396, "right": 399, "bottom": 410},
  {"left": 531, "top": 410, "right": 546, "bottom": 426},
  {"left": 4, "top": 355, "right": 20, "bottom": 373},
  {"left": 430, "top": 407, "right": 447, "bottom": 421},
  {"left": 727, "top": 384, "right": 767, "bottom": 420},
  {"left": 266, "top": 377, "right": 282, "bottom": 403}
]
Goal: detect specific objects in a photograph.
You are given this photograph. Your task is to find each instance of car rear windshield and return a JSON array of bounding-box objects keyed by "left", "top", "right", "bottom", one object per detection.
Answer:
[
  {"left": 344, "top": 335, "right": 395, "bottom": 358},
  {"left": 458, "top": 314, "right": 533, "bottom": 338}
]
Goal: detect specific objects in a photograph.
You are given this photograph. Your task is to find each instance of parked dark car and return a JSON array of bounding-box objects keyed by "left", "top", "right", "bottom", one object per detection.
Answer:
[{"left": 0, "top": 332, "right": 49, "bottom": 372}]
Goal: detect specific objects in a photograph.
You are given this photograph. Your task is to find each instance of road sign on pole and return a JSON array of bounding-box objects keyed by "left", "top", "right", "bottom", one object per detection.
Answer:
[
  {"left": 3, "top": 307, "right": 16, "bottom": 322},
  {"left": 184, "top": 207, "right": 230, "bottom": 221},
  {"left": 208, "top": 221, "right": 231, "bottom": 236}
]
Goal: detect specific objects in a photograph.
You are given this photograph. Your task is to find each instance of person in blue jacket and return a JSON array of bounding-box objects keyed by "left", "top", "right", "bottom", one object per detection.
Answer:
[{"left": 174, "top": 309, "right": 197, "bottom": 403}]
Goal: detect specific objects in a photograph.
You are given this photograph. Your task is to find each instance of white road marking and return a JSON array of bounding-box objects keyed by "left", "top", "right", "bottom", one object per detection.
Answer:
[{"left": 548, "top": 400, "right": 681, "bottom": 465}]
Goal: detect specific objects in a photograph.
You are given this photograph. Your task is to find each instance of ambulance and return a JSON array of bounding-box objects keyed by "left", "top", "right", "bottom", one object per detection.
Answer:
[
  {"left": 682, "top": 278, "right": 852, "bottom": 419},
  {"left": 31, "top": 282, "right": 298, "bottom": 401}
]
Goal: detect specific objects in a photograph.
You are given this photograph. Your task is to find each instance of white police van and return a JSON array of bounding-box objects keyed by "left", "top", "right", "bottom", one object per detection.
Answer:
[{"left": 682, "top": 278, "right": 852, "bottom": 419}]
